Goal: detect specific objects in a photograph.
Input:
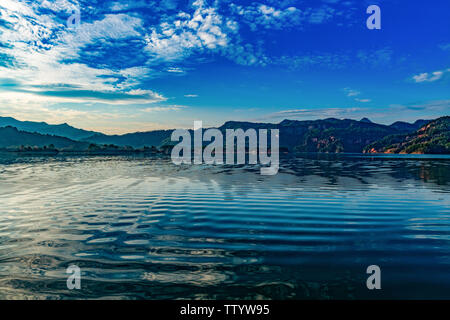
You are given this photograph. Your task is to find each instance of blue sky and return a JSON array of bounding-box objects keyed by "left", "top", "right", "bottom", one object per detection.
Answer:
[{"left": 0, "top": 0, "right": 449, "bottom": 133}]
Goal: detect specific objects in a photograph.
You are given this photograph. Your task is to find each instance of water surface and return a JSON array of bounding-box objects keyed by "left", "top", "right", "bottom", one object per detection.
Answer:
[{"left": 0, "top": 154, "right": 449, "bottom": 299}]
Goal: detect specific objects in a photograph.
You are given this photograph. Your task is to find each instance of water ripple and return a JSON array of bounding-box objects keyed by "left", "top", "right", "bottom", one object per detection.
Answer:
[{"left": 0, "top": 154, "right": 449, "bottom": 299}]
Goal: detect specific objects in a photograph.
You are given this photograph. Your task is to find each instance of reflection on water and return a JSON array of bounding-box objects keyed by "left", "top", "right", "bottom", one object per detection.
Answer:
[{"left": 0, "top": 153, "right": 449, "bottom": 299}]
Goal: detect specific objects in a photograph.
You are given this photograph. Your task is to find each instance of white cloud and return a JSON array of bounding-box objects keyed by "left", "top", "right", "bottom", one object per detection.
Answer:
[
  {"left": 343, "top": 88, "right": 371, "bottom": 103},
  {"left": 144, "top": 0, "right": 233, "bottom": 62},
  {"left": 167, "top": 67, "right": 185, "bottom": 73},
  {"left": 231, "top": 3, "right": 337, "bottom": 31},
  {"left": 140, "top": 0, "right": 269, "bottom": 66},
  {"left": 142, "top": 105, "right": 186, "bottom": 112},
  {"left": 308, "top": 6, "right": 335, "bottom": 24},
  {"left": 184, "top": 94, "right": 198, "bottom": 98},
  {"left": 39, "top": 0, "right": 79, "bottom": 12},
  {"left": 0, "top": 94, "right": 117, "bottom": 126},
  {"left": 357, "top": 48, "right": 393, "bottom": 66},
  {"left": 0, "top": 87, "right": 165, "bottom": 106},
  {"left": 343, "top": 88, "right": 360, "bottom": 97},
  {"left": 109, "top": 1, "right": 148, "bottom": 12},
  {"left": 275, "top": 53, "right": 351, "bottom": 70},
  {"left": 0, "top": 1, "right": 165, "bottom": 104},
  {"left": 231, "top": 4, "right": 304, "bottom": 31},
  {"left": 390, "top": 100, "right": 450, "bottom": 112},
  {"left": 257, "top": 107, "right": 364, "bottom": 121},
  {"left": 257, "top": 100, "right": 450, "bottom": 124},
  {"left": 412, "top": 70, "right": 447, "bottom": 83}
]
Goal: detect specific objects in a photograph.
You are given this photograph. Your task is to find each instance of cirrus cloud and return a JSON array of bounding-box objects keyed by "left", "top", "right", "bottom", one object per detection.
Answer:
[{"left": 412, "top": 69, "right": 449, "bottom": 83}]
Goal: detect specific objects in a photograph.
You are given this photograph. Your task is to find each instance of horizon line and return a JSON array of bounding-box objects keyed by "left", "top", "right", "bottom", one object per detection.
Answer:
[{"left": 0, "top": 114, "right": 446, "bottom": 137}]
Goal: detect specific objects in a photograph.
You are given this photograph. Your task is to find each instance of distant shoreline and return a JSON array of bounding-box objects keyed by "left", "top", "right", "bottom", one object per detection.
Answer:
[
  {"left": 0, "top": 149, "right": 164, "bottom": 156},
  {"left": 1, "top": 150, "right": 449, "bottom": 160}
]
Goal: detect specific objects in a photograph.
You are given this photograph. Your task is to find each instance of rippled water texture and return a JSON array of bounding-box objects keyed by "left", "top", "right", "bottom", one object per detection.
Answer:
[{"left": 0, "top": 153, "right": 449, "bottom": 299}]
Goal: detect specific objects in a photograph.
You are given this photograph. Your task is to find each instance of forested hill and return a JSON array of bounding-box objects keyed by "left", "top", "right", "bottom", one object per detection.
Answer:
[
  {"left": 364, "top": 116, "right": 450, "bottom": 154},
  {"left": 0, "top": 126, "right": 90, "bottom": 151},
  {"left": 2, "top": 116, "right": 448, "bottom": 154}
]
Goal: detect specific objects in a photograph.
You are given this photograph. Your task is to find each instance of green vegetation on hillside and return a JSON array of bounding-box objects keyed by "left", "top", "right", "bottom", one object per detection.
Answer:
[{"left": 364, "top": 116, "right": 450, "bottom": 154}]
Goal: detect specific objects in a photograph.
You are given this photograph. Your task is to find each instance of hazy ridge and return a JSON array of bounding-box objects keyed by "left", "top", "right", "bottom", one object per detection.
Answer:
[{"left": 1, "top": 116, "right": 449, "bottom": 154}]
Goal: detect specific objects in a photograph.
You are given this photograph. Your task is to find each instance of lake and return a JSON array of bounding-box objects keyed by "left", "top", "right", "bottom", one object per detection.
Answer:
[{"left": 0, "top": 153, "right": 449, "bottom": 299}]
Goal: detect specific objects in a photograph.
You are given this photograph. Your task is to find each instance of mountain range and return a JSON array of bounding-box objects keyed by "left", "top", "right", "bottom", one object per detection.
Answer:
[
  {"left": 217, "top": 118, "right": 428, "bottom": 153},
  {"left": 0, "top": 115, "right": 449, "bottom": 154},
  {"left": 0, "top": 116, "right": 99, "bottom": 140},
  {"left": 0, "top": 126, "right": 90, "bottom": 151},
  {"left": 364, "top": 116, "right": 450, "bottom": 154}
]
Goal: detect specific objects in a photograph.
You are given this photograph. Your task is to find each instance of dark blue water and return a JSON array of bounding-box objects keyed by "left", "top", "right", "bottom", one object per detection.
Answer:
[{"left": 0, "top": 154, "right": 449, "bottom": 299}]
